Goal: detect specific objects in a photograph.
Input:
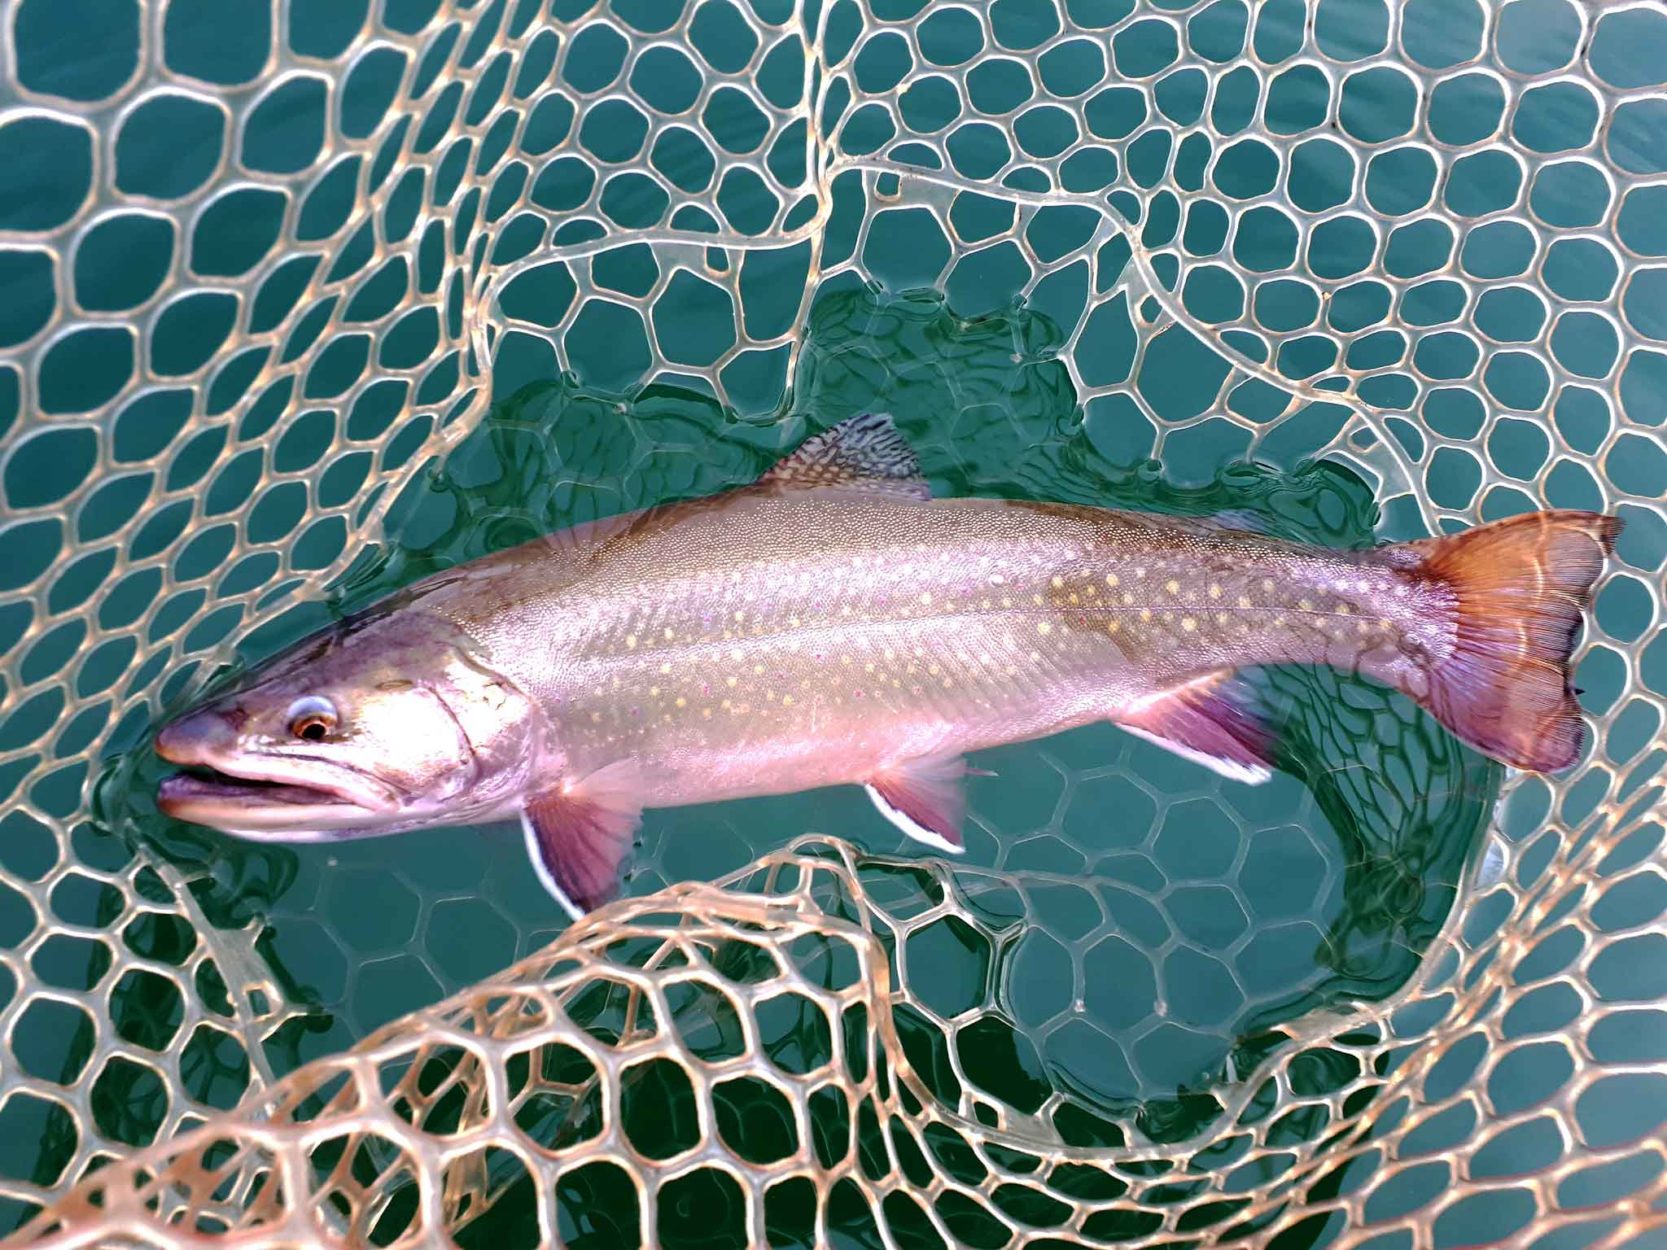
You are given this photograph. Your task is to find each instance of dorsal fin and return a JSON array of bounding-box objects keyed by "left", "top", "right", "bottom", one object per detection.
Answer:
[{"left": 761, "top": 413, "right": 931, "bottom": 499}]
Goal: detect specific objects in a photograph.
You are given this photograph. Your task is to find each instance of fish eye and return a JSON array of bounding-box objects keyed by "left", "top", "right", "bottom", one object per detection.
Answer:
[{"left": 287, "top": 696, "right": 338, "bottom": 743}]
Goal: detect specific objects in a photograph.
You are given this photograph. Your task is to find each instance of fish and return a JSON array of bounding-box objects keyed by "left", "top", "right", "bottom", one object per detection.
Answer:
[{"left": 156, "top": 414, "right": 1619, "bottom": 918}]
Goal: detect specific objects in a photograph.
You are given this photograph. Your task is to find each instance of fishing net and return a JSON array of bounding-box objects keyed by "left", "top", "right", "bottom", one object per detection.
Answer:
[{"left": 1, "top": 0, "right": 1663, "bottom": 1245}]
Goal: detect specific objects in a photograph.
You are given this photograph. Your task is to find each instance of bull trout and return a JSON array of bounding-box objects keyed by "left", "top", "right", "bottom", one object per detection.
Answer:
[{"left": 157, "top": 415, "right": 1617, "bottom": 917}]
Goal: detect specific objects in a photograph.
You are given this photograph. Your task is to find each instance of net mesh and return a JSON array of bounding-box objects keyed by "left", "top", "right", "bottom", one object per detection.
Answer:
[{"left": 1, "top": 0, "right": 1664, "bottom": 1245}]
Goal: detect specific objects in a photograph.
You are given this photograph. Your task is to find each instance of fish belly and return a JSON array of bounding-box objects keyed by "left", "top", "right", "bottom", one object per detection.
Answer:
[{"left": 552, "top": 609, "right": 1135, "bottom": 807}]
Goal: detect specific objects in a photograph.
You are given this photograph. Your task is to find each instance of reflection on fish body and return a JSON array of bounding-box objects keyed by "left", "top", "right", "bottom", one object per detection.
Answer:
[{"left": 156, "top": 415, "right": 1619, "bottom": 919}]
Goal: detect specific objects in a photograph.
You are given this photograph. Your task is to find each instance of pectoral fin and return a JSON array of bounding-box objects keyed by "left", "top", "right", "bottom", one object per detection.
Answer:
[
  {"left": 521, "top": 763, "right": 643, "bottom": 919},
  {"left": 864, "top": 754, "right": 970, "bottom": 854},
  {"left": 1113, "top": 672, "right": 1275, "bottom": 785}
]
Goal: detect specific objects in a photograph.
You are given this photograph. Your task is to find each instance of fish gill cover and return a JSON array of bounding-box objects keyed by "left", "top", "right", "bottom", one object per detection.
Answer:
[{"left": 0, "top": 1, "right": 1662, "bottom": 1248}]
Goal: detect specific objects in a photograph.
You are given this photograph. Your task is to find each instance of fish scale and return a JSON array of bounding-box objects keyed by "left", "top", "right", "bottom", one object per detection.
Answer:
[{"left": 156, "top": 415, "right": 1617, "bottom": 919}]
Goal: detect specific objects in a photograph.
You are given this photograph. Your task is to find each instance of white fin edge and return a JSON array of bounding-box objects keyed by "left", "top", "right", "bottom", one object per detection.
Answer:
[
  {"left": 521, "top": 809, "right": 586, "bottom": 921},
  {"left": 1121, "top": 725, "right": 1273, "bottom": 785},
  {"left": 1473, "top": 836, "right": 1509, "bottom": 890},
  {"left": 864, "top": 783, "right": 967, "bottom": 855}
]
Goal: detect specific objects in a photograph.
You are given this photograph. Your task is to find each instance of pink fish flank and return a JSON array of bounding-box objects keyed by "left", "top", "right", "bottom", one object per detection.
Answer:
[{"left": 156, "top": 414, "right": 1618, "bottom": 918}]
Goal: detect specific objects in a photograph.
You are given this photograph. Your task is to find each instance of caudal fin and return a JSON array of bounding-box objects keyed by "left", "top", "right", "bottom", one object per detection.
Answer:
[{"left": 1398, "top": 510, "right": 1618, "bottom": 772}]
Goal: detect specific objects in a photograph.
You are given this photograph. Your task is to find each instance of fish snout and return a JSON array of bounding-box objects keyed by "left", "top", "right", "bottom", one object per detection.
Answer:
[{"left": 155, "top": 708, "right": 239, "bottom": 765}]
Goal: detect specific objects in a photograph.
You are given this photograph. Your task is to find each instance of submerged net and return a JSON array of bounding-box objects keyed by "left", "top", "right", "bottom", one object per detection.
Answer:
[{"left": 1, "top": 0, "right": 1663, "bottom": 1245}]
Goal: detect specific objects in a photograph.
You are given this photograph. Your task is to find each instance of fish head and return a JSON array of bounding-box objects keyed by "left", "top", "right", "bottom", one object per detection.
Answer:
[{"left": 156, "top": 611, "right": 544, "bottom": 839}]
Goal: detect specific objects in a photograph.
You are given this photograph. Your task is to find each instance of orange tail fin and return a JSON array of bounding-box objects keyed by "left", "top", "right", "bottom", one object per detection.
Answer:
[{"left": 1397, "top": 510, "right": 1619, "bottom": 772}]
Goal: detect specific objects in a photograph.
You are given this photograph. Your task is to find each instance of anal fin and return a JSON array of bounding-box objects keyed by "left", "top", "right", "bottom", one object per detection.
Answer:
[
  {"left": 521, "top": 762, "right": 643, "bottom": 920},
  {"left": 864, "top": 754, "right": 970, "bottom": 855},
  {"left": 1113, "top": 672, "right": 1275, "bottom": 785}
]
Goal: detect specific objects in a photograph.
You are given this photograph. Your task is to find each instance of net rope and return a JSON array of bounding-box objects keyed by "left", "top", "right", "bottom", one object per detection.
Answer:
[{"left": 1, "top": 0, "right": 1663, "bottom": 1245}]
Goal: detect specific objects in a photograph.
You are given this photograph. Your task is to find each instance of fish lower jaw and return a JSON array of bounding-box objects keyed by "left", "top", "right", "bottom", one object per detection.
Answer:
[
  {"left": 156, "top": 768, "right": 395, "bottom": 834},
  {"left": 164, "top": 810, "right": 371, "bottom": 840},
  {"left": 157, "top": 742, "right": 401, "bottom": 810}
]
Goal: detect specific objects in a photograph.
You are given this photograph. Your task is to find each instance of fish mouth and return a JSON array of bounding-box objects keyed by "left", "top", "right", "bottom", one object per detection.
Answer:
[
  {"left": 161, "top": 766, "right": 356, "bottom": 809},
  {"left": 156, "top": 734, "right": 398, "bottom": 833}
]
